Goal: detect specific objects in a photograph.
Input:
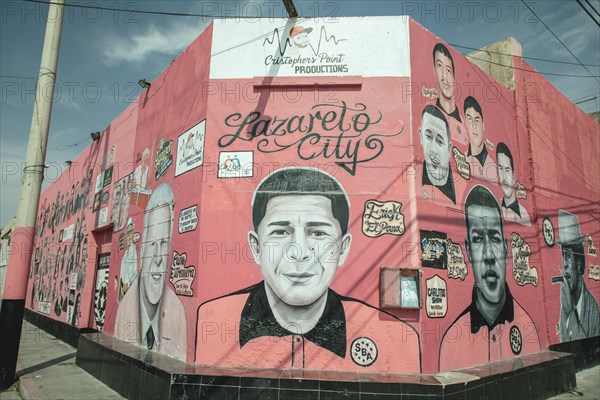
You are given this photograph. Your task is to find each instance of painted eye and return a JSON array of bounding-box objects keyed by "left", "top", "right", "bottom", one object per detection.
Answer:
[{"left": 271, "top": 229, "right": 289, "bottom": 236}]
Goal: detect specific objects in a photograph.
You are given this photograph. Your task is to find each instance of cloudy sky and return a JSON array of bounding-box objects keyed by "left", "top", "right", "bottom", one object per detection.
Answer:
[{"left": 1, "top": 0, "right": 599, "bottom": 227}]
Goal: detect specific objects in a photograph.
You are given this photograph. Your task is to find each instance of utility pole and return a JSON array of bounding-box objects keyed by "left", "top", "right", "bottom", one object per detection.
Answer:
[
  {"left": 0, "top": 0, "right": 64, "bottom": 389},
  {"left": 282, "top": 0, "right": 298, "bottom": 18}
]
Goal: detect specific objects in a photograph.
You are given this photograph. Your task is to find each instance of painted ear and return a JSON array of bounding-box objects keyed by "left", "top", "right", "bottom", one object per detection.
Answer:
[
  {"left": 465, "top": 238, "right": 472, "bottom": 265},
  {"left": 248, "top": 231, "right": 261, "bottom": 264},
  {"left": 337, "top": 234, "right": 353, "bottom": 267},
  {"left": 503, "top": 238, "right": 509, "bottom": 264}
]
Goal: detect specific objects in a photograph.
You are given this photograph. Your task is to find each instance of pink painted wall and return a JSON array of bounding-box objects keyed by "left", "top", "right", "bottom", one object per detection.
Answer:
[{"left": 24, "top": 17, "right": 599, "bottom": 374}]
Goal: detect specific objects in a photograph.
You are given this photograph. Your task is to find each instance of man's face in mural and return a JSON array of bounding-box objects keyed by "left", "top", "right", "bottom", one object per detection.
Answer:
[
  {"left": 249, "top": 195, "right": 351, "bottom": 307},
  {"left": 434, "top": 51, "right": 455, "bottom": 101},
  {"left": 497, "top": 153, "right": 514, "bottom": 201},
  {"left": 465, "top": 205, "right": 508, "bottom": 306},
  {"left": 420, "top": 112, "right": 451, "bottom": 185},
  {"left": 292, "top": 31, "right": 310, "bottom": 48},
  {"left": 561, "top": 247, "right": 583, "bottom": 296},
  {"left": 465, "top": 107, "right": 484, "bottom": 154},
  {"left": 141, "top": 205, "right": 171, "bottom": 305}
]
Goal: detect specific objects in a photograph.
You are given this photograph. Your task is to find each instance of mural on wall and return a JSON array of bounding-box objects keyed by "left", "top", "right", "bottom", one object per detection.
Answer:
[
  {"left": 169, "top": 251, "right": 196, "bottom": 297},
  {"left": 196, "top": 168, "right": 421, "bottom": 372},
  {"left": 496, "top": 143, "right": 531, "bottom": 226},
  {"left": 554, "top": 210, "right": 600, "bottom": 341},
  {"left": 29, "top": 173, "right": 92, "bottom": 327},
  {"left": 511, "top": 233, "right": 538, "bottom": 286},
  {"left": 587, "top": 235, "right": 597, "bottom": 257},
  {"left": 463, "top": 96, "right": 498, "bottom": 184},
  {"left": 115, "top": 183, "right": 187, "bottom": 361},
  {"left": 426, "top": 275, "right": 447, "bottom": 318},
  {"left": 446, "top": 239, "right": 468, "bottom": 280},
  {"left": 217, "top": 151, "right": 253, "bottom": 178},
  {"left": 175, "top": 119, "right": 206, "bottom": 177},
  {"left": 439, "top": 185, "right": 540, "bottom": 371},
  {"left": 420, "top": 230, "right": 447, "bottom": 269},
  {"left": 361, "top": 200, "right": 406, "bottom": 238},
  {"left": 118, "top": 218, "right": 138, "bottom": 302},
  {"left": 111, "top": 174, "right": 133, "bottom": 232},
  {"left": 95, "top": 252, "right": 110, "bottom": 331},
  {"left": 419, "top": 105, "right": 455, "bottom": 204},
  {"left": 542, "top": 217, "right": 556, "bottom": 247},
  {"left": 154, "top": 139, "right": 173, "bottom": 181},
  {"left": 131, "top": 148, "right": 151, "bottom": 208}
]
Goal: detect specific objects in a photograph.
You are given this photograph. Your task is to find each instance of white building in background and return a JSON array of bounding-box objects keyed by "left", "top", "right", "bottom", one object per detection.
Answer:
[{"left": 0, "top": 218, "right": 16, "bottom": 303}]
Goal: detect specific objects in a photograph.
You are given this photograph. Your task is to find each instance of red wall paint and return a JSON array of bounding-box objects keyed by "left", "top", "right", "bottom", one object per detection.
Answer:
[{"left": 22, "top": 17, "right": 600, "bottom": 373}]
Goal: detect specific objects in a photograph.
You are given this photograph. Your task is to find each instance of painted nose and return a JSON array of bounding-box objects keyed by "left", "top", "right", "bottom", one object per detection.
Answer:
[
  {"left": 482, "top": 237, "right": 495, "bottom": 265},
  {"left": 289, "top": 232, "right": 312, "bottom": 262}
]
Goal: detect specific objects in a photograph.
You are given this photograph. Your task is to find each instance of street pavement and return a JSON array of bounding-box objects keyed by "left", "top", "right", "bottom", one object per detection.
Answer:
[{"left": 0, "top": 320, "right": 597, "bottom": 399}]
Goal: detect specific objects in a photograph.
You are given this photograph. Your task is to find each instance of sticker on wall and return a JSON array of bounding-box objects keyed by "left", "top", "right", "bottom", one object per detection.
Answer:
[
  {"left": 169, "top": 251, "right": 196, "bottom": 296},
  {"left": 37, "top": 301, "right": 51, "bottom": 315},
  {"left": 420, "top": 230, "right": 447, "bottom": 269},
  {"left": 362, "top": 200, "right": 405, "bottom": 238},
  {"left": 516, "top": 182, "right": 527, "bottom": 200},
  {"left": 350, "top": 337, "right": 378, "bottom": 367},
  {"left": 111, "top": 174, "right": 133, "bottom": 232},
  {"left": 118, "top": 232, "right": 126, "bottom": 251},
  {"left": 66, "top": 273, "right": 77, "bottom": 323},
  {"left": 218, "top": 151, "right": 254, "bottom": 178},
  {"left": 542, "top": 217, "right": 555, "bottom": 247},
  {"left": 92, "top": 192, "right": 101, "bottom": 212},
  {"left": 98, "top": 207, "right": 109, "bottom": 227},
  {"left": 446, "top": 239, "right": 468, "bottom": 280},
  {"left": 95, "top": 172, "right": 104, "bottom": 194},
  {"left": 426, "top": 275, "right": 447, "bottom": 318},
  {"left": 588, "top": 235, "right": 597, "bottom": 257},
  {"left": 175, "top": 120, "right": 206, "bottom": 177},
  {"left": 108, "top": 144, "right": 116, "bottom": 166},
  {"left": 589, "top": 265, "right": 600, "bottom": 281},
  {"left": 422, "top": 86, "right": 437, "bottom": 99},
  {"left": 452, "top": 147, "right": 471, "bottom": 180},
  {"left": 178, "top": 205, "right": 199, "bottom": 234},
  {"left": 62, "top": 224, "right": 74, "bottom": 242},
  {"left": 155, "top": 139, "right": 174, "bottom": 180},
  {"left": 511, "top": 232, "right": 538, "bottom": 286},
  {"left": 94, "top": 252, "right": 110, "bottom": 331},
  {"left": 103, "top": 165, "right": 113, "bottom": 188},
  {"left": 510, "top": 326, "right": 522, "bottom": 355},
  {"left": 101, "top": 190, "right": 110, "bottom": 205}
]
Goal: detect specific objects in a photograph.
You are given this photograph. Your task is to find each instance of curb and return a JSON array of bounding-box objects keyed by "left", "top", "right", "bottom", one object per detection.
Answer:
[{"left": 16, "top": 362, "right": 47, "bottom": 400}]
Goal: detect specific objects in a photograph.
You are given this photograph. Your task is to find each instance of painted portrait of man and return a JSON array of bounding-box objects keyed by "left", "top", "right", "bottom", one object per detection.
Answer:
[
  {"left": 433, "top": 42, "right": 461, "bottom": 122},
  {"left": 496, "top": 142, "right": 530, "bottom": 226},
  {"left": 420, "top": 105, "right": 456, "bottom": 204},
  {"left": 464, "top": 96, "right": 498, "bottom": 184},
  {"left": 115, "top": 183, "right": 187, "bottom": 361},
  {"left": 556, "top": 210, "right": 600, "bottom": 341},
  {"left": 439, "top": 185, "right": 540, "bottom": 371},
  {"left": 196, "top": 167, "right": 421, "bottom": 372}
]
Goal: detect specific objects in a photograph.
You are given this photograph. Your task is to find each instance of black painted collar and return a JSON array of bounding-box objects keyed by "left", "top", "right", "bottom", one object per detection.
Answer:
[
  {"left": 467, "top": 145, "right": 489, "bottom": 167},
  {"left": 239, "top": 282, "right": 347, "bottom": 358},
  {"left": 469, "top": 284, "right": 514, "bottom": 334},
  {"left": 502, "top": 198, "right": 522, "bottom": 218},
  {"left": 422, "top": 162, "right": 456, "bottom": 204},
  {"left": 436, "top": 98, "right": 462, "bottom": 122}
]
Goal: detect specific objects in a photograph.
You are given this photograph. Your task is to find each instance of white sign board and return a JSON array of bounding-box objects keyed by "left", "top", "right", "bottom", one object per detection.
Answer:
[{"left": 210, "top": 16, "right": 410, "bottom": 79}]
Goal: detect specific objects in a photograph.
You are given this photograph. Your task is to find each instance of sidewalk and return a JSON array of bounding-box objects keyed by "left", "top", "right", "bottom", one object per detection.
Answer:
[
  {"left": 0, "top": 320, "right": 598, "bottom": 399},
  {"left": 0, "top": 321, "right": 122, "bottom": 400}
]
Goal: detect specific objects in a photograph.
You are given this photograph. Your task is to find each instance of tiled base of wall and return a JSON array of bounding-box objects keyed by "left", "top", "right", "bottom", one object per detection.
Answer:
[
  {"left": 550, "top": 336, "right": 600, "bottom": 371},
  {"left": 77, "top": 332, "right": 577, "bottom": 400},
  {"left": 24, "top": 309, "right": 94, "bottom": 348}
]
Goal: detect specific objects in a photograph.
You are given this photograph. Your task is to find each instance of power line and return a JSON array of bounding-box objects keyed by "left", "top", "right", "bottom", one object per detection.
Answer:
[
  {"left": 520, "top": 0, "right": 600, "bottom": 84},
  {"left": 463, "top": 54, "right": 600, "bottom": 78},
  {"left": 575, "top": 0, "right": 600, "bottom": 27},
  {"left": 22, "top": 0, "right": 267, "bottom": 18},
  {"left": 450, "top": 44, "right": 600, "bottom": 67},
  {"left": 0, "top": 75, "right": 36, "bottom": 80},
  {"left": 583, "top": 0, "right": 600, "bottom": 18}
]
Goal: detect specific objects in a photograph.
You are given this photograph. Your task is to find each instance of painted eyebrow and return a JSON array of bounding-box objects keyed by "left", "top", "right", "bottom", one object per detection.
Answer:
[
  {"left": 306, "top": 222, "right": 333, "bottom": 228},
  {"left": 470, "top": 228, "right": 502, "bottom": 237},
  {"left": 267, "top": 221, "right": 290, "bottom": 227}
]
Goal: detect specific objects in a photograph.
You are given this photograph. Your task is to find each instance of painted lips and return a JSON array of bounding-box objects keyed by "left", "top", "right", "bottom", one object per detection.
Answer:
[
  {"left": 483, "top": 269, "right": 498, "bottom": 284},
  {"left": 283, "top": 273, "right": 315, "bottom": 284}
]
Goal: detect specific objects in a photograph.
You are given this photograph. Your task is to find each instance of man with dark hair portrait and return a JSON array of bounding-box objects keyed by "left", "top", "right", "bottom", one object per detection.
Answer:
[
  {"left": 196, "top": 167, "right": 421, "bottom": 372},
  {"left": 496, "top": 142, "right": 530, "bottom": 226},
  {"left": 464, "top": 96, "right": 498, "bottom": 184},
  {"left": 556, "top": 210, "right": 600, "bottom": 341},
  {"left": 433, "top": 43, "right": 461, "bottom": 122},
  {"left": 439, "top": 185, "right": 539, "bottom": 371},
  {"left": 420, "top": 105, "right": 456, "bottom": 204}
]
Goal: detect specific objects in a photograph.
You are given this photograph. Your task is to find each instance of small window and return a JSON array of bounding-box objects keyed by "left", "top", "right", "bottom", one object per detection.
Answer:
[{"left": 380, "top": 267, "right": 422, "bottom": 309}]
